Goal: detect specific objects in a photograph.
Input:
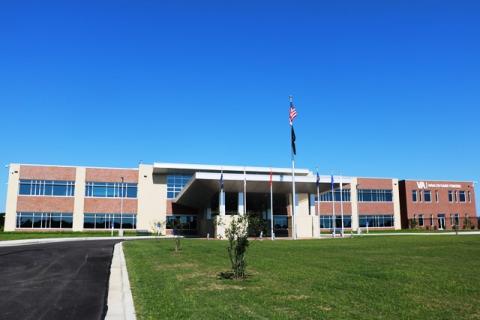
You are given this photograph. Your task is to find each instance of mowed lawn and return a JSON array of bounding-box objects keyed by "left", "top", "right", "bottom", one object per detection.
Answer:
[{"left": 124, "top": 236, "right": 480, "bottom": 320}]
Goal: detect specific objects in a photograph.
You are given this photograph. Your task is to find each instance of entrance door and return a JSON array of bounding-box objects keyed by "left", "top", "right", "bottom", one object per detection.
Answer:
[{"left": 438, "top": 214, "right": 446, "bottom": 230}]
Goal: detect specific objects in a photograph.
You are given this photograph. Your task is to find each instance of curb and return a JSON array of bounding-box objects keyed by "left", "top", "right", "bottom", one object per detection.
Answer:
[
  {"left": 0, "top": 235, "right": 176, "bottom": 247},
  {"left": 106, "top": 242, "right": 136, "bottom": 320}
]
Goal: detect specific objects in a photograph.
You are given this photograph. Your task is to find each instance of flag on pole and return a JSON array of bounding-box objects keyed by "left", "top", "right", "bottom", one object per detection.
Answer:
[
  {"left": 289, "top": 101, "right": 297, "bottom": 125},
  {"left": 220, "top": 171, "right": 224, "bottom": 191},
  {"left": 291, "top": 126, "right": 296, "bottom": 155},
  {"left": 316, "top": 170, "right": 320, "bottom": 188},
  {"left": 331, "top": 174, "right": 334, "bottom": 192},
  {"left": 269, "top": 168, "right": 273, "bottom": 186}
]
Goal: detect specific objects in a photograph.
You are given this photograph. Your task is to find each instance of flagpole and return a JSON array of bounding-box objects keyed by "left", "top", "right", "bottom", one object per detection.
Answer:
[
  {"left": 332, "top": 174, "right": 336, "bottom": 237},
  {"left": 340, "top": 174, "right": 344, "bottom": 237},
  {"left": 316, "top": 167, "right": 321, "bottom": 238},
  {"left": 270, "top": 167, "right": 274, "bottom": 240},
  {"left": 290, "top": 95, "right": 297, "bottom": 240}
]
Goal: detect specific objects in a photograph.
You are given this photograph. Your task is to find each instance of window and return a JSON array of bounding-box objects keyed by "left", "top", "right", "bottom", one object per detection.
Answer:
[
  {"left": 448, "top": 191, "right": 454, "bottom": 202},
  {"left": 18, "top": 180, "right": 75, "bottom": 196},
  {"left": 167, "top": 174, "right": 192, "bottom": 199},
  {"left": 412, "top": 190, "right": 417, "bottom": 202},
  {"left": 459, "top": 191, "right": 466, "bottom": 203},
  {"left": 166, "top": 215, "right": 197, "bottom": 230},
  {"left": 424, "top": 190, "right": 432, "bottom": 202},
  {"left": 357, "top": 189, "right": 393, "bottom": 202},
  {"left": 316, "top": 189, "right": 351, "bottom": 202},
  {"left": 435, "top": 190, "right": 439, "bottom": 203},
  {"left": 418, "top": 214, "right": 424, "bottom": 226},
  {"left": 85, "top": 182, "right": 137, "bottom": 198},
  {"left": 16, "top": 212, "right": 73, "bottom": 229},
  {"left": 359, "top": 215, "right": 394, "bottom": 228},
  {"left": 273, "top": 216, "right": 289, "bottom": 230},
  {"left": 450, "top": 213, "right": 460, "bottom": 226},
  {"left": 319, "top": 216, "right": 352, "bottom": 228},
  {"left": 83, "top": 213, "right": 137, "bottom": 229}
]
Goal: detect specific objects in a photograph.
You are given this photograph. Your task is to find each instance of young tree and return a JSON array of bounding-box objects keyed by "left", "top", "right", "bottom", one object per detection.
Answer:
[{"left": 225, "top": 215, "right": 250, "bottom": 279}]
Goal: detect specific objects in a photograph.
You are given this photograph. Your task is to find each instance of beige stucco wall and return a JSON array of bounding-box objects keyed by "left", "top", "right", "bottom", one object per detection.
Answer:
[
  {"left": 392, "top": 179, "right": 401, "bottom": 230},
  {"left": 72, "top": 167, "right": 86, "bottom": 231},
  {"left": 136, "top": 164, "right": 167, "bottom": 232},
  {"left": 4, "top": 164, "right": 20, "bottom": 231}
]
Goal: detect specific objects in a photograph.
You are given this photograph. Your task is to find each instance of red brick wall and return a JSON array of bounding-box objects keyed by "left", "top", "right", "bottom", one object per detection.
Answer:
[
  {"left": 20, "top": 165, "right": 76, "bottom": 181},
  {"left": 400, "top": 180, "right": 477, "bottom": 229},
  {"left": 85, "top": 168, "right": 138, "bottom": 183},
  {"left": 17, "top": 196, "right": 75, "bottom": 212},
  {"left": 317, "top": 202, "right": 352, "bottom": 214},
  {"left": 84, "top": 198, "right": 138, "bottom": 214},
  {"left": 357, "top": 178, "right": 393, "bottom": 189},
  {"left": 166, "top": 200, "right": 199, "bottom": 215}
]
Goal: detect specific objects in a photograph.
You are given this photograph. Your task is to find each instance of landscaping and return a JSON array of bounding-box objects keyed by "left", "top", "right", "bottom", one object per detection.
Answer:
[{"left": 124, "top": 236, "right": 480, "bottom": 319}]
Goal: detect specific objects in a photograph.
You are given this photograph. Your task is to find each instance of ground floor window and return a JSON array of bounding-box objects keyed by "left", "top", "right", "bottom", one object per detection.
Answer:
[
  {"left": 320, "top": 216, "right": 352, "bottom": 228},
  {"left": 83, "top": 213, "right": 137, "bottom": 229},
  {"left": 418, "top": 214, "right": 424, "bottom": 226},
  {"left": 450, "top": 213, "right": 460, "bottom": 226},
  {"left": 359, "top": 215, "right": 394, "bottom": 228},
  {"left": 166, "top": 215, "right": 197, "bottom": 231},
  {"left": 16, "top": 212, "right": 73, "bottom": 229}
]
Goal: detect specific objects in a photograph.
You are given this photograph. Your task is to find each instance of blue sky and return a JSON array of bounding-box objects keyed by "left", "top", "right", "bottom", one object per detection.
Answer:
[{"left": 0, "top": 1, "right": 479, "bottom": 214}]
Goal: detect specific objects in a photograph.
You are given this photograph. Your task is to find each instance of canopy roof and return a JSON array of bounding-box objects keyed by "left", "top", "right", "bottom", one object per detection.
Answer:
[{"left": 174, "top": 172, "right": 352, "bottom": 208}]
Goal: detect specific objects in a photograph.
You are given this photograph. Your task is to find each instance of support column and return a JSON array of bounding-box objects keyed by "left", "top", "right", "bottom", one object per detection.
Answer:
[
  {"left": 219, "top": 191, "right": 225, "bottom": 216},
  {"left": 350, "top": 178, "right": 359, "bottom": 231},
  {"left": 309, "top": 194, "right": 315, "bottom": 215},
  {"left": 73, "top": 167, "right": 86, "bottom": 231},
  {"left": 237, "top": 192, "right": 244, "bottom": 215},
  {"left": 4, "top": 164, "right": 20, "bottom": 231},
  {"left": 392, "top": 179, "right": 402, "bottom": 230},
  {"left": 206, "top": 207, "right": 212, "bottom": 220}
]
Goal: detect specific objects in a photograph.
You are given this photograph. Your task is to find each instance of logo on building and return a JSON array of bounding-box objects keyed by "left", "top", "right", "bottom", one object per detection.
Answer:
[{"left": 416, "top": 181, "right": 461, "bottom": 189}]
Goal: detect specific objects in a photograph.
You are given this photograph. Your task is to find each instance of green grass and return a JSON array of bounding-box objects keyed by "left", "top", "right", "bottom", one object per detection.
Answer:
[
  {"left": 0, "top": 230, "right": 139, "bottom": 241},
  {"left": 124, "top": 236, "right": 480, "bottom": 320}
]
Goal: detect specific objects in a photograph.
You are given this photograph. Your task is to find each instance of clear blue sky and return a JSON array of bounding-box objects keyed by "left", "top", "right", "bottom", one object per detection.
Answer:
[{"left": 1, "top": 1, "right": 479, "bottom": 214}]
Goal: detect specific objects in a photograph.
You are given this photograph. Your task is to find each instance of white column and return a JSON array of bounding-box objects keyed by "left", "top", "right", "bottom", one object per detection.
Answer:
[
  {"left": 238, "top": 192, "right": 244, "bottom": 215},
  {"left": 206, "top": 207, "right": 212, "bottom": 220},
  {"left": 392, "top": 179, "right": 402, "bottom": 230},
  {"left": 4, "top": 164, "right": 20, "bottom": 231},
  {"left": 350, "top": 177, "right": 359, "bottom": 231},
  {"left": 219, "top": 191, "right": 225, "bottom": 216},
  {"left": 309, "top": 194, "right": 315, "bottom": 215},
  {"left": 73, "top": 167, "right": 86, "bottom": 231}
]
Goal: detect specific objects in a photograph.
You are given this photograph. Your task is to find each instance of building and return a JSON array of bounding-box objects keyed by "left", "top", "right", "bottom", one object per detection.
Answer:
[{"left": 3, "top": 162, "right": 477, "bottom": 237}]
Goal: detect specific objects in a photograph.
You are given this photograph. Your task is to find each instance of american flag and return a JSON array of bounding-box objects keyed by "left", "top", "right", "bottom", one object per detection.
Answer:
[{"left": 289, "top": 102, "right": 297, "bottom": 125}]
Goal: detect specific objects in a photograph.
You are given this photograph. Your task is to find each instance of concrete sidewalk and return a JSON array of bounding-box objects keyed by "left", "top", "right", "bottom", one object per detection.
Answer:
[{"left": 0, "top": 235, "right": 175, "bottom": 247}]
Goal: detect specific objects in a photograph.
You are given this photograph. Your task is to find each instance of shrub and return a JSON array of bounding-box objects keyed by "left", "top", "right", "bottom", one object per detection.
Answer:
[{"left": 225, "top": 215, "right": 250, "bottom": 279}]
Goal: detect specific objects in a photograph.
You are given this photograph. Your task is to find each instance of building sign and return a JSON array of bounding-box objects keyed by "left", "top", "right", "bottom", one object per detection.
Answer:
[{"left": 416, "top": 181, "right": 461, "bottom": 189}]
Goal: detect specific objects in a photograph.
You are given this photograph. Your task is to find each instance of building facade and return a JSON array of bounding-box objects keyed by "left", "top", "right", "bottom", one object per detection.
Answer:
[{"left": 3, "top": 162, "right": 477, "bottom": 237}]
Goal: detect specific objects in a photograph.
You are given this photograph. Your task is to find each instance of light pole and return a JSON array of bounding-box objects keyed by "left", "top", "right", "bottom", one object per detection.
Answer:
[{"left": 120, "top": 176, "right": 124, "bottom": 236}]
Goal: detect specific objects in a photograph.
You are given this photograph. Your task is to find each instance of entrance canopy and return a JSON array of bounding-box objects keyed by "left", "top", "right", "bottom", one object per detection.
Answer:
[{"left": 174, "top": 171, "right": 352, "bottom": 208}]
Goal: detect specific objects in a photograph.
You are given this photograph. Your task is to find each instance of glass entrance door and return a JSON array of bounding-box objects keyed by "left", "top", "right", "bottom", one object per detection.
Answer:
[{"left": 438, "top": 214, "right": 446, "bottom": 230}]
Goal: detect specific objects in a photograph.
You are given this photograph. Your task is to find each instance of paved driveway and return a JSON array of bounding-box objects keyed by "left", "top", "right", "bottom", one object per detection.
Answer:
[{"left": 0, "top": 240, "right": 120, "bottom": 320}]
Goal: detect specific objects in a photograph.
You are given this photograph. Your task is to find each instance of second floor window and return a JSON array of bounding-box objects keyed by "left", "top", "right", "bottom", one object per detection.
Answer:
[
  {"left": 358, "top": 189, "right": 393, "bottom": 202},
  {"left": 167, "top": 174, "right": 192, "bottom": 199},
  {"left": 459, "top": 191, "right": 466, "bottom": 202},
  {"left": 85, "top": 182, "right": 137, "bottom": 198},
  {"left": 19, "top": 180, "right": 75, "bottom": 196},
  {"left": 424, "top": 190, "right": 432, "bottom": 202},
  {"left": 317, "top": 189, "right": 351, "bottom": 202},
  {"left": 412, "top": 190, "right": 417, "bottom": 202}
]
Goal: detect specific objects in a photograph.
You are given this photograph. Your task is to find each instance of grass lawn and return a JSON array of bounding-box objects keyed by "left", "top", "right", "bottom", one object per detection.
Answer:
[
  {"left": 0, "top": 230, "right": 139, "bottom": 241},
  {"left": 124, "top": 236, "right": 480, "bottom": 320}
]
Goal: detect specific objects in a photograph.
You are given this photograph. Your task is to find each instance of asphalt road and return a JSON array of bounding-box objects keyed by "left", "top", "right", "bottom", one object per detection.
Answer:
[{"left": 0, "top": 240, "right": 120, "bottom": 320}]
